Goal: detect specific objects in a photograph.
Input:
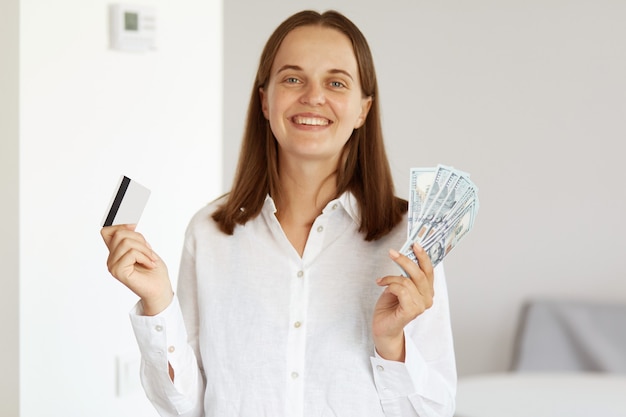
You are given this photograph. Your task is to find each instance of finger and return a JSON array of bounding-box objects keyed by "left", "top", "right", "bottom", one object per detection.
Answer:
[
  {"left": 376, "top": 277, "right": 430, "bottom": 316},
  {"left": 377, "top": 276, "right": 422, "bottom": 303},
  {"left": 106, "top": 227, "right": 152, "bottom": 259},
  {"left": 101, "top": 224, "right": 137, "bottom": 247},
  {"left": 388, "top": 248, "right": 423, "bottom": 280},
  {"left": 412, "top": 243, "right": 434, "bottom": 282},
  {"left": 377, "top": 275, "right": 410, "bottom": 288},
  {"left": 106, "top": 233, "right": 158, "bottom": 274},
  {"left": 411, "top": 244, "right": 435, "bottom": 297},
  {"left": 388, "top": 247, "right": 433, "bottom": 298},
  {"left": 109, "top": 247, "right": 158, "bottom": 280}
]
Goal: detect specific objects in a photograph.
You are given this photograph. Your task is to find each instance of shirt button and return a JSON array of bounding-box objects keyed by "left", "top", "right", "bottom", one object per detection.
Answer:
[
  {"left": 168, "top": 346, "right": 175, "bottom": 353},
  {"left": 294, "top": 321, "right": 302, "bottom": 328},
  {"left": 376, "top": 365, "right": 384, "bottom": 372},
  {"left": 332, "top": 203, "right": 338, "bottom": 210},
  {"left": 155, "top": 325, "right": 163, "bottom": 332},
  {"left": 297, "top": 270, "right": 304, "bottom": 278},
  {"left": 291, "top": 372, "right": 299, "bottom": 379},
  {"left": 316, "top": 226, "right": 324, "bottom": 233}
]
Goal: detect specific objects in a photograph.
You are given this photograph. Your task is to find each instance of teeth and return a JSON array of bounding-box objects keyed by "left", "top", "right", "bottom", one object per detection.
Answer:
[{"left": 293, "top": 116, "right": 329, "bottom": 126}]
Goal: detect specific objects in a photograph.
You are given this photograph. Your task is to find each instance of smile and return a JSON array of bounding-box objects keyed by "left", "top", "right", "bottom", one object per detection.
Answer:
[{"left": 292, "top": 116, "right": 331, "bottom": 126}]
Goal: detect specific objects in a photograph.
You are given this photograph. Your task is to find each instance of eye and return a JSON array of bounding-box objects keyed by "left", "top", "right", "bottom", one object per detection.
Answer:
[
  {"left": 285, "top": 77, "right": 301, "bottom": 84},
  {"left": 330, "top": 81, "right": 346, "bottom": 88}
]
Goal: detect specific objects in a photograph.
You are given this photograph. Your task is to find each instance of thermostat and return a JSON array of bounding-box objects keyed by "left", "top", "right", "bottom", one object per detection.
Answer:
[{"left": 109, "top": 4, "right": 156, "bottom": 52}]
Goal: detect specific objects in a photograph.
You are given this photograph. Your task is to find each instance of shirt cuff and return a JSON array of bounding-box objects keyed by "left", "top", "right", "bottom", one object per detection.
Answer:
[
  {"left": 129, "top": 296, "right": 199, "bottom": 414},
  {"left": 129, "top": 296, "right": 189, "bottom": 365},
  {"left": 371, "top": 333, "right": 453, "bottom": 414},
  {"left": 371, "top": 333, "right": 425, "bottom": 399}
]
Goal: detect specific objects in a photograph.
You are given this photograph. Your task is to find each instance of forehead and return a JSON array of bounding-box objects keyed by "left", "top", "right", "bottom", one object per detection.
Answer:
[{"left": 272, "top": 25, "right": 359, "bottom": 74}]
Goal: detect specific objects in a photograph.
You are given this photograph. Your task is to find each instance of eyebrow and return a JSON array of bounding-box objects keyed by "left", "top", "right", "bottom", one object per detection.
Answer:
[{"left": 275, "top": 65, "right": 354, "bottom": 81}]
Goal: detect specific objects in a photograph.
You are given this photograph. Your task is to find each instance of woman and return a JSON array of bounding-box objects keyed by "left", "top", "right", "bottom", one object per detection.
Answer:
[{"left": 102, "top": 10, "right": 456, "bottom": 417}]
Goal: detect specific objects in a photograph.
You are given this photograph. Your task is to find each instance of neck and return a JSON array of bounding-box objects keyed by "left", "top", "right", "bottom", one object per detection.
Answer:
[
  {"left": 274, "top": 158, "right": 338, "bottom": 226},
  {"left": 273, "top": 154, "right": 342, "bottom": 257}
]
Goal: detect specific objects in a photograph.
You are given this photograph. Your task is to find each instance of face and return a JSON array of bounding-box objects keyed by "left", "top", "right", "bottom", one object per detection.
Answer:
[{"left": 260, "top": 25, "right": 372, "bottom": 167}]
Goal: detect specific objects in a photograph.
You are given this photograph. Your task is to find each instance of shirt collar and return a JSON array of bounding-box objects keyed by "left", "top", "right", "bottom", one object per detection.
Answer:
[
  {"left": 262, "top": 192, "right": 361, "bottom": 224},
  {"left": 334, "top": 192, "right": 361, "bottom": 224}
]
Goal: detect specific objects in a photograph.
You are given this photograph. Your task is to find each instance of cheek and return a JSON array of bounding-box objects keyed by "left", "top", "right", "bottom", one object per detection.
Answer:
[
  {"left": 338, "top": 99, "right": 365, "bottom": 128},
  {"left": 265, "top": 91, "right": 290, "bottom": 120}
]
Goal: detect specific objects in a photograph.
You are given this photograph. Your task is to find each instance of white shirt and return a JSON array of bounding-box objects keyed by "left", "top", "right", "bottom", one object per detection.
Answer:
[{"left": 130, "top": 193, "right": 456, "bottom": 417}]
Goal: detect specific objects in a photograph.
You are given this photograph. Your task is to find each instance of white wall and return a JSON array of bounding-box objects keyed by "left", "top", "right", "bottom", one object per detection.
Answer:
[
  {"left": 17, "top": 0, "right": 222, "bottom": 416},
  {"left": 0, "top": 0, "right": 20, "bottom": 414},
  {"left": 224, "top": 0, "right": 626, "bottom": 376}
]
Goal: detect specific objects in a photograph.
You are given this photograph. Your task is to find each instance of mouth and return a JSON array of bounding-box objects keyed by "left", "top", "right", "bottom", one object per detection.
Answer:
[{"left": 291, "top": 115, "right": 332, "bottom": 126}]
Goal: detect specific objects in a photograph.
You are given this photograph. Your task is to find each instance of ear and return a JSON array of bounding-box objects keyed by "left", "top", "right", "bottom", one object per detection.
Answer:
[
  {"left": 354, "top": 96, "right": 373, "bottom": 129},
  {"left": 259, "top": 87, "right": 269, "bottom": 120}
]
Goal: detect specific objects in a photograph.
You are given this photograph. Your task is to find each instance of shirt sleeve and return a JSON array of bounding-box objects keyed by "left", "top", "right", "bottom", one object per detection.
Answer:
[
  {"left": 129, "top": 297, "right": 205, "bottom": 416},
  {"left": 370, "top": 263, "right": 457, "bottom": 417}
]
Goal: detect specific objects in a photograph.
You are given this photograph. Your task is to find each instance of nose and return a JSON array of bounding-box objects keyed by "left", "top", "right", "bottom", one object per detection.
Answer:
[{"left": 300, "top": 82, "right": 325, "bottom": 106}]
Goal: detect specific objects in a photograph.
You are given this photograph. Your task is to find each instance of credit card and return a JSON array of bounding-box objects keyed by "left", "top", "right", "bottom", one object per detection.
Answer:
[{"left": 102, "top": 175, "right": 151, "bottom": 227}]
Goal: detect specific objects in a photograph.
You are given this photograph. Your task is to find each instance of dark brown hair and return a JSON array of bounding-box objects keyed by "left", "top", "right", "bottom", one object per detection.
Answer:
[{"left": 212, "top": 10, "right": 407, "bottom": 241}]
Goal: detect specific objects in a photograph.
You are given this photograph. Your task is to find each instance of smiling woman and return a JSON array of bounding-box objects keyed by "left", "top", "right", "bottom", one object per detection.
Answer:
[
  {"left": 101, "top": 9, "right": 457, "bottom": 417},
  {"left": 214, "top": 11, "right": 404, "bottom": 243},
  {"left": 259, "top": 25, "right": 372, "bottom": 179}
]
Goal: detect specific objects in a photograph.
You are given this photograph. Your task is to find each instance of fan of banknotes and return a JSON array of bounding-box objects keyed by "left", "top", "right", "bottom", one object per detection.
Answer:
[{"left": 399, "top": 164, "right": 479, "bottom": 270}]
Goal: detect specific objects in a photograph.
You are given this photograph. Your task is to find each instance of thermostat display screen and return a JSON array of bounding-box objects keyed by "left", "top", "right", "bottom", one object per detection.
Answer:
[{"left": 124, "top": 12, "right": 139, "bottom": 31}]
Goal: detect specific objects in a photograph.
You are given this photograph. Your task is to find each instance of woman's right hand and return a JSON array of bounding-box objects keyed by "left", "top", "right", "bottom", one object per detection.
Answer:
[{"left": 101, "top": 224, "right": 173, "bottom": 316}]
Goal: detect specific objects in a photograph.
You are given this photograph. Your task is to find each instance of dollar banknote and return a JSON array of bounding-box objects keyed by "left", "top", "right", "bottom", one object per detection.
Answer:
[{"left": 400, "top": 165, "right": 479, "bottom": 271}]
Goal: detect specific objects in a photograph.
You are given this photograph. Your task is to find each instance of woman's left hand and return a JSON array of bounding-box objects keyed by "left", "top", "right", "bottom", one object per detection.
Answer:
[{"left": 372, "top": 243, "right": 435, "bottom": 362}]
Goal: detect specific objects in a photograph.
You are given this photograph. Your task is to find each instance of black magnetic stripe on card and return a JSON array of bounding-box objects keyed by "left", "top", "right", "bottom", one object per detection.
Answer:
[{"left": 103, "top": 176, "right": 131, "bottom": 227}]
